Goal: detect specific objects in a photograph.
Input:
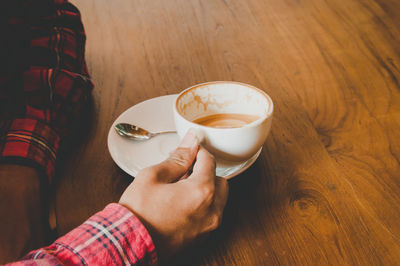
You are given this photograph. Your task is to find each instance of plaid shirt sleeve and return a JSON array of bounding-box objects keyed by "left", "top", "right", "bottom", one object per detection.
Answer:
[
  {"left": 0, "top": 0, "right": 93, "bottom": 183},
  {"left": 6, "top": 204, "right": 158, "bottom": 266}
]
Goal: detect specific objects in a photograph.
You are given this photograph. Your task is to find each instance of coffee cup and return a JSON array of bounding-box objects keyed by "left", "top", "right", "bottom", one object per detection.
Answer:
[{"left": 173, "top": 81, "right": 273, "bottom": 164}]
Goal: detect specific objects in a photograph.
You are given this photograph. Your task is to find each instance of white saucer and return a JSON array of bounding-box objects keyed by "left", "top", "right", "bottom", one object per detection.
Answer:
[{"left": 107, "top": 94, "right": 262, "bottom": 179}]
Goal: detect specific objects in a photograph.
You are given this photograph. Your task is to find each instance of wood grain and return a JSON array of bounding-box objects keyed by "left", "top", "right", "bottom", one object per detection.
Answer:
[{"left": 56, "top": 0, "right": 400, "bottom": 264}]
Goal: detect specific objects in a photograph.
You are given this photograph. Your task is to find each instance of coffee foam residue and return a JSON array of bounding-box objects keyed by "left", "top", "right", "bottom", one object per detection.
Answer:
[{"left": 178, "top": 84, "right": 271, "bottom": 120}]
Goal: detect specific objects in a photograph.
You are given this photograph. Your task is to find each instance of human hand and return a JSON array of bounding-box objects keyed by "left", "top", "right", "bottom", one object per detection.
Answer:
[{"left": 119, "top": 130, "right": 229, "bottom": 260}]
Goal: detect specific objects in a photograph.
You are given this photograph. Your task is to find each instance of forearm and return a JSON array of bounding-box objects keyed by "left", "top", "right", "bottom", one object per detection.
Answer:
[
  {"left": 0, "top": 164, "right": 48, "bottom": 264},
  {"left": 0, "top": 0, "right": 93, "bottom": 263},
  {"left": 6, "top": 204, "right": 157, "bottom": 266}
]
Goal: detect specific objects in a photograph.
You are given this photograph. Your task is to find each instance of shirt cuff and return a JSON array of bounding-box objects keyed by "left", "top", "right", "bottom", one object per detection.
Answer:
[
  {"left": 0, "top": 118, "right": 60, "bottom": 183},
  {"left": 34, "top": 203, "right": 158, "bottom": 265}
]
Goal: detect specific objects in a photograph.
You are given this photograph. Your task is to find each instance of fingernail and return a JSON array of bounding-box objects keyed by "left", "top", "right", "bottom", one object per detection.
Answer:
[{"left": 179, "top": 128, "right": 198, "bottom": 149}]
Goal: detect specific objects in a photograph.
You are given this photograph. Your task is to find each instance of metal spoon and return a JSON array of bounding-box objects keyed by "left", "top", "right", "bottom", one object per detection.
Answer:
[{"left": 115, "top": 123, "right": 176, "bottom": 140}]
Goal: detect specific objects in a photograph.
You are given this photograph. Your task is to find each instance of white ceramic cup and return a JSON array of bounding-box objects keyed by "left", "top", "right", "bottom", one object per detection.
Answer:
[{"left": 173, "top": 81, "right": 273, "bottom": 163}]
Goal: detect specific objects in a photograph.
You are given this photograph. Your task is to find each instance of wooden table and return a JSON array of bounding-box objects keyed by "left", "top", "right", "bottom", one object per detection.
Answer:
[{"left": 57, "top": 0, "right": 400, "bottom": 264}]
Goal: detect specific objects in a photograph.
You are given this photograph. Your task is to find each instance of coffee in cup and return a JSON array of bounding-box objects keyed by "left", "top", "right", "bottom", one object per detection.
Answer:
[{"left": 192, "top": 113, "right": 261, "bottom": 128}]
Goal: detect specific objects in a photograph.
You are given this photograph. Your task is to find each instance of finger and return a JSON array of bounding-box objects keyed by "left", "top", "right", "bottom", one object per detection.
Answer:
[
  {"left": 177, "top": 166, "right": 193, "bottom": 181},
  {"left": 213, "top": 176, "right": 229, "bottom": 213},
  {"left": 189, "top": 146, "right": 216, "bottom": 184},
  {"left": 150, "top": 129, "right": 199, "bottom": 183},
  {"left": 201, "top": 177, "right": 229, "bottom": 233}
]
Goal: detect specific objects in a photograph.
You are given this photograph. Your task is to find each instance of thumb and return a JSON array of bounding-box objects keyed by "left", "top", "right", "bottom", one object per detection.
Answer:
[{"left": 152, "top": 129, "right": 199, "bottom": 183}]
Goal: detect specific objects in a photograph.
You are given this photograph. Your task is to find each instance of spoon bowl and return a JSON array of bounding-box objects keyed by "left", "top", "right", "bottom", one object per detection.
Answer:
[{"left": 115, "top": 123, "right": 176, "bottom": 140}]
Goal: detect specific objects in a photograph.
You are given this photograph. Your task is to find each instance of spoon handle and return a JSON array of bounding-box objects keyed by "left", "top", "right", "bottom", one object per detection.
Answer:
[{"left": 151, "top": 130, "right": 177, "bottom": 136}]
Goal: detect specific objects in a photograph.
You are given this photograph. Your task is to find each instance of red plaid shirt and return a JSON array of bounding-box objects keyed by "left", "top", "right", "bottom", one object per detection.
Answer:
[
  {"left": 1, "top": 1, "right": 157, "bottom": 265},
  {"left": 8, "top": 204, "right": 157, "bottom": 266},
  {"left": 0, "top": 0, "right": 95, "bottom": 181}
]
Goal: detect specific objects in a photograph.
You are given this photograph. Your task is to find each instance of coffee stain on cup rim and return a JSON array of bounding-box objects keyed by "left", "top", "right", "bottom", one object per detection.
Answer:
[{"left": 175, "top": 81, "right": 274, "bottom": 129}]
